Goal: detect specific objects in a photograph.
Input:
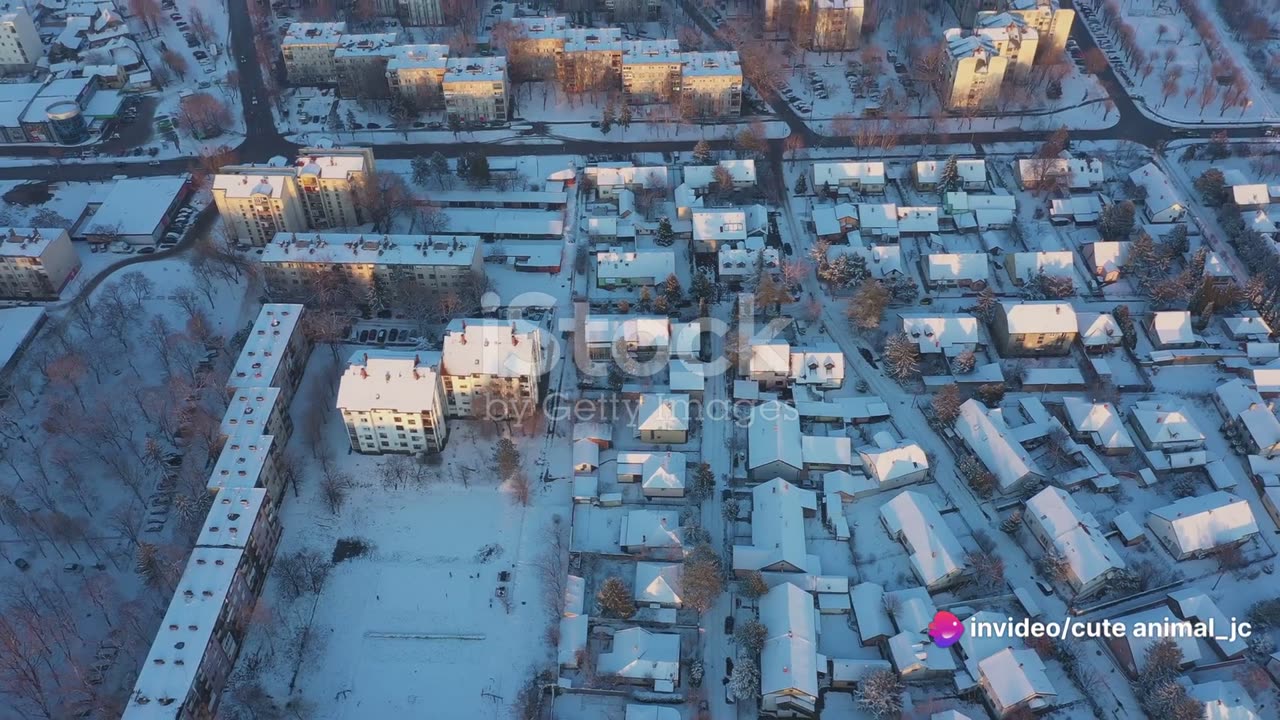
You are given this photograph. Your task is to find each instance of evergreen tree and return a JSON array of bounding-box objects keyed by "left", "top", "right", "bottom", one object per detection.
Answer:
[
  {"left": 600, "top": 103, "right": 614, "bottom": 134},
  {"left": 467, "top": 153, "right": 491, "bottom": 186},
  {"left": 411, "top": 155, "right": 432, "bottom": 187},
  {"left": 618, "top": 103, "right": 632, "bottom": 134},
  {"left": 938, "top": 155, "right": 960, "bottom": 192},
  {"left": 663, "top": 273, "right": 683, "bottom": 306},
  {"left": 596, "top": 576, "right": 636, "bottom": 618},
  {"left": 690, "top": 271, "right": 715, "bottom": 303},
  {"left": 794, "top": 173, "right": 808, "bottom": 195},
  {"left": 655, "top": 216, "right": 675, "bottom": 246}
]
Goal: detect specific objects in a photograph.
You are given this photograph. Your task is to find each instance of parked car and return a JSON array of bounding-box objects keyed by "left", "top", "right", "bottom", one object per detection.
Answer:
[
  {"left": 14, "top": 558, "right": 29, "bottom": 571},
  {"left": 138, "top": 246, "right": 156, "bottom": 254}
]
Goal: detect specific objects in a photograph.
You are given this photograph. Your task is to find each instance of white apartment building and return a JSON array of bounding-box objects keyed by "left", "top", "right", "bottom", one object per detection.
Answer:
[
  {"left": 386, "top": 44, "right": 450, "bottom": 107},
  {"left": 399, "top": 0, "right": 444, "bottom": 25},
  {"left": 0, "top": 227, "right": 80, "bottom": 299},
  {"left": 621, "top": 40, "right": 682, "bottom": 103},
  {"left": 214, "top": 147, "right": 372, "bottom": 242},
  {"left": 440, "top": 318, "right": 546, "bottom": 419},
  {"left": 227, "top": 304, "right": 310, "bottom": 407},
  {"left": 443, "top": 56, "right": 510, "bottom": 123},
  {"left": 282, "top": 22, "right": 347, "bottom": 86},
  {"left": 0, "top": 7, "right": 40, "bottom": 74},
  {"left": 212, "top": 173, "right": 308, "bottom": 246},
  {"left": 811, "top": 0, "right": 863, "bottom": 52},
  {"left": 337, "top": 350, "right": 449, "bottom": 454},
  {"left": 208, "top": 434, "right": 284, "bottom": 502},
  {"left": 681, "top": 52, "right": 742, "bottom": 118},
  {"left": 943, "top": 30, "right": 1008, "bottom": 110},
  {"left": 991, "top": 0, "right": 1074, "bottom": 61},
  {"left": 505, "top": 16, "right": 567, "bottom": 81},
  {"left": 334, "top": 33, "right": 399, "bottom": 99},
  {"left": 261, "top": 232, "right": 482, "bottom": 301},
  {"left": 560, "top": 27, "right": 623, "bottom": 92},
  {"left": 976, "top": 15, "right": 1038, "bottom": 76},
  {"left": 222, "top": 386, "right": 293, "bottom": 448}
]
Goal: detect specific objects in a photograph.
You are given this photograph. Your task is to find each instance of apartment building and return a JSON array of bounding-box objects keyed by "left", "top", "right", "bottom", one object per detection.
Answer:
[
  {"left": 0, "top": 7, "right": 40, "bottom": 74},
  {"left": 222, "top": 386, "right": 293, "bottom": 449},
  {"left": 440, "top": 318, "right": 546, "bottom": 419},
  {"left": 261, "top": 232, "right": 483, "bottom": 301},
  {"left": 196, "top": 487, "right": 282, "bottom": 588},
  {"left": 121, "top": 548, "right": 259, "bottom": 719},
  {"left": 399, "top": 0, "right": 445, "bottom": 25},
  {"left": 811, "top": 0, "right": 863, "bottom": 52},
  {"left": 681, "top": 51, "right": 742, "bottom": 118},
  {"left": 621, "top": 39, "right": 682, "bottom": 103},
  {"left": 208, "top": 431, "right": 285, "bottom": 502},
  {"left": 0, "top": 227, "right": 80, "bottom": 300},
  {"left": 334, "top": 33, "right": 399, "bottom": 99},
  {"left": 975, "top": 14, "right": 1038, "bottom": 75},
  {"left": 443, "top": 56, "right": 510, "bottom": 123},
  {"left": 994, "top": 0, "right": 1073, "bottom": 61},
  {"left": 212, "top": 173, "right": 308, "bottom": 246},
  {"left": 943, "top": 30, "right": 1008, "bottom": 110},
  {"left": 560, "top": 27, "right": 622, "bottom": 93},
  {"left": 292, "top": 147, "right": 372, "bottom": 229},
  {"left": 338, "top": 350, "right": 450, "bottom": 454},
  {"left": 214, "top": 147, "right": 372, "bottom": 242},
  {"left": 282, "top": 21, "right": 346, "bottom": 85},
  {"left": 386, "top": 44, "right": 450, "bottom": 107},
  {"left": 227, "top": 304, "right": 311, "bottom": 407},
  {"left": 505, "top": 16, "right": 567, "bottom": 80}
]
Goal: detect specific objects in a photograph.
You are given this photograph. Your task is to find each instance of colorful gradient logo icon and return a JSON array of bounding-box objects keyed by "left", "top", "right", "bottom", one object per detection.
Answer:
[{"left": 928, "top": 611, "right": 965, "bottom": 648}]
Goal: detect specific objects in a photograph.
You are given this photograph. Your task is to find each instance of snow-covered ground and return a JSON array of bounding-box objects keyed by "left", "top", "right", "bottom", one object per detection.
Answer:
[{"left": 1077, "top": 0, "right": 1278, "bottom": 125}]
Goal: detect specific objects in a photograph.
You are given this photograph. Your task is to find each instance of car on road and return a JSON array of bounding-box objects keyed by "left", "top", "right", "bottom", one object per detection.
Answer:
[
  {"left": 723, "top": 615, "right": 734, "bottom": 635},
  {"left": 148, "top": 159, "right": 160, "bottom": 166},
  {"left": 14, "top": 559, "right": 29, "bottom": 571},
  {"left": 138, "top": 246, "right": 156, "bottom": 254},
  {"left": 858, "top": 347, "right": 878, "bottom": 368},
  {"left": 1034, "top": 578, "right": 1054, "bottom": 596}
]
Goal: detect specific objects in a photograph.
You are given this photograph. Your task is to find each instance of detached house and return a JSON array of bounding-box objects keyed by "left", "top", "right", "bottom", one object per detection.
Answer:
[
  {"left": 1147, "top": 492, "right": 1259, "bottom": 560},
  {"left": 879, "top": 491, "right": 967, "bottom": 590},
  {"left": 1024, "top": 487, "right": 1126, "bottom": 597},
  {"left": 991, "top": 301, "right": 1077, "bottom": 357}
]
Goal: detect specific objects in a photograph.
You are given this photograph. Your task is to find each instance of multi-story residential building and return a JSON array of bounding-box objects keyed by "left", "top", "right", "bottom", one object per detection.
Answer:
[
  {"left": 337, "top": 350, "right": 450, "bottom": 454},
  {"left": 0, "top": 227, "right": 80, "bottom": 299},
  {"left": 291, "top": 147, "right": 372, "bottom": 230},
  {"left": 0, "top": 7, "right": 40, "bottom": 74},
  {"left": 443, "top": 56, "right": 510, "bottom": 123},
  {"left": 559, "top": 27, "right": 622, "bottom": 92},
  {"left": 943, "top": 30, "right": 1008, "bottom": 110},
  {"left": 621, "top": 40, "right": 682, "bottom": 103},
  {"left": 197, "top": 486, "right": 281, "bottom": 577},
  {"left": 214, "top": 147, "right": 372, "bottom": 242},
  {"left": 121, "top": 548, "right": 257, "bottom": 719},
  {"left": 334, "top": 33, "right": 399, "bottom": 99},
  {"left": 681, "top": 51, "right": 742, "bottom": 118},
  {"left": 991, "top": 301, "right": 1077, "bottom": 357},
  {"left": 207, "top": 432, "right": 285, "bottom": 502},
  {"left": 261, "top": 232, "right": 483, "bottom": 302},
  {"left": 811, "top": 0, "right": 863, "bottom": 52},
  {"left": 281, "top": 22, "right": 346, "bottom": 85},
  {"left": 440, "top": 318, "right": 546, "bottom": 419},
  {"left": 227, "top": 304, "right": 311, "bottom": 407},
  {"left": 222, "top": 386, "right": 293, "bottom": 448},
  {"left": 995, "top": 0, "right": 1073, "bottom": 62},
  {"left": 212, "top": 172, "right": 308, "bottom": 246},
  {"left": 399, "top": 0, "right": 444, "bottom": 25},
  {"left": 975, "top": 15, "right": 1038, "bottom": 76},
  {"left": 386, "top": 44, "right": 450, "bottom": 107},
  {"left": 504, "top": 16, "right": 567, "bottom": 80}
]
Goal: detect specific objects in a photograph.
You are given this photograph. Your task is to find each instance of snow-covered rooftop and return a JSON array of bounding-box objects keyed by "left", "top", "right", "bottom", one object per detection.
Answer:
[
  {"left": 999, "top": 301, "right": 1077, "bottom": 335},
  {"left": 509, "top": 15, "right": 568, "bottom": 39},
  {"left": 282, "top": 21, "right": 347, "bottom": 45},
  {"left": 977, "top": 648, "right": 1056, "bottom": 714},
  {"left": 760, "top": 582, "right": 819, "bottom": 702},
  {"left": 1130, "top": 400, "right": 1205, "bottom": 447},
  {"left": 334, "top": 32, "right": 399, "bottom": 58},
  {"left": 385, "top": 43, "right": 449, "bottom": 71},
  {"left": 124, "top": 547, "right": 245, "bottom": 719},
  {"left": 441, "top": 318, "right": 543, "bottom": 379},
  {"left": 1148, "top": 492, "right": 1259, "bottom": 556},
  {"left": 1062, "top": 397, "right": 1134, "bottom": 451},
  {"left": 337, "top": 350, "right": 443, "bottom": 413},
  {"left": 879, "top": 490, "right": 966, "bottom": 587},
  {"left": 954, "top": 399, "right": 1043, "bottom": 493},
  {"left": 1025, "top": 486, "right": 1125, "bottom": 591},
  {"left": 858, "top": 432, "right": 928, "bottom": 484},
  {"left": 813, "top": 161, "right": 885, "bottom": 188},
  {"left": 84, "top": 176, "right": 188, "bottom": 237},
  {"left": 620, "top": 509, "right": 682, "bottom": 550},
  {"left": 926, "top": 253, "right": 988, "bottom": 284},
  {"left": 196, "top": 487, "right": 268, "bottom": 549},
  {"left": 621, "top": 38, "right": 681, "bottom": 63},
  {"left": 915, "top": 158, "right": 986, "bottom": 186},
  {"left": 749, "top": 400, "right": 803, "bottom": 473},
  {"left": 683, "top": 159, "right": 756, "bottom": 190},
  {"left": 1077, "top": 312, "right": 1121, "bottom": 347},
  {"left": 294, "top": 151, "right": 368, "bottom": 179},
  {"left": 617, "top": 451, "right": 687, "bottom": 493},
  {"left": 1009, "top": 250, "right": 1074, "bottom": 283},
  {"left": 444, "top": 56, "right": 508, "bottom": 82},
  {"left": 228, "top": 305, "right": 304, "bottom": 389},
  {"left": 681, "top": 50, "right": 740, "bottom": 76},
  {"left": 596, "top": 247, "right": 676, "bottom": 283},
  {"left": 733, "top": 478, "right": 817, "bottom": 573},
  {"left": 1128, "top": 162, "right": 1185, "bottom": 215},
  {"left": 691, "top": 206, "right": 766, "bottom": 242},
  {"left": 1151, "top": 310, "right": 1195, "bottom": 346},
  {"left": 801, "top": 435, "right": 852, "bottom": 467},
  {"left": 790, "top": 345, "right": 844, "bottom": 386},
  {"left": 900, "top": 314, "right": 979, "bottom": 355},
  {"left": 264, "top": 233, "right": 481, "bottom": 267},
  {"left": 1016, "top": 157, "right": 1104, "bottom": 188},
  {"left": 563, "top": 26, "right": 623, "bottom": 52},
  {"left": 222, "top": 387, "right": 281, "bottom": 440},
  {"left": 213, "top": 172, "right": 290, "bottom": 199},
  {"left": 634, "top": 562, "right": 682, "bottom": 606},
  {"left": 636, "top": 393, "right": 690, "bottom": 433},
  {"left": 208, "top": 435, "right": 272, "bottom": 493},
  {"left": 583, "top": 316, "right": 699, "bottom": 356},
  {"left": 597, "top": 627, "right": 679, "bottom": 687},
  {"left": 1185, "top": 680, "right": 1260, "bottom": 720}
]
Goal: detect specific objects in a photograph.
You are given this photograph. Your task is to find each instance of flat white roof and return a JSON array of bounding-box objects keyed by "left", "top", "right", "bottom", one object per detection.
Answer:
[
  {"left": 444, "top": 56, "right": 508, "bottom": 82},
  {"left": 681, "top": 50, "right": 741, "bottom": 76},
  {"left": 222, "top": 387, "right": 281, "bottom": 440},
  {"left": 1151, "top": 310, "right": 1195, "bottom": 346},
  {"left": 123, "top": 547, "right": 245, "bottom": 719},
  {"left": 84, "top": 176, "right": 188, "bottom": 237},
  {"left": 915, "top": 158, "right": 985, "bottom": 185},
  {"left": 196, "top": 487, "right": 268, "bottom": 549},
  {"left": 0, "top": 227, "right": 69, "bottom": 258},
  {"left": 264, "top": 233, "right": 480, "bottom": 268},
  {"left": 563, "top": 27, "right": 623, "bottom": 52},
  {"left": 208, "top": 435, "right": 273, "bottom": 493},
  {"left": 386, "top": 43, "right": 449, "bottom": 71},
  {"left": 812, "top": 161, "right": 885, "bottom": 187},
  {"left": 228, "top": 304, "right": 304, "bottom": 389},
  {"left": 337, "top": 350, "right": 443, "bottom": 413},
  {"left": 441, "top": 318, "right": 543, "bottom": 379},
  {"left": 282, "top": 21, "right": 346, "bottom": 45}
]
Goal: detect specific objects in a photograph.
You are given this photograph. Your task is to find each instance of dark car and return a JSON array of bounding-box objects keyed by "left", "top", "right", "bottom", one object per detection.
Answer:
[
  {"left": 359, "top": 329, "right": 370, "bottom": 343},
  {"left": 723, "top": 615, "right": 734, "bottom": 635},
  {"left": 377, "top": 329, "right": 388, "bottom": 343},
  {"left": 14, "top": 558, "right": 29, "bottom": 571}
]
